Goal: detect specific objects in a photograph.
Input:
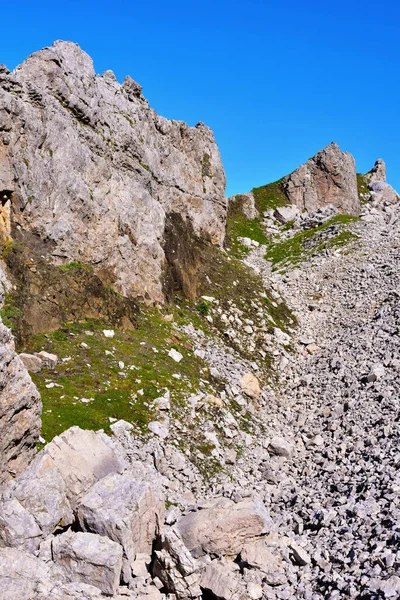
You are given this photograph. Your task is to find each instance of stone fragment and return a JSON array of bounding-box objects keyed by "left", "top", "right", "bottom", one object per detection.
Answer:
[
  {"left": 35, "top": 351, "right": 58, "bottom": 368},
  {"left": 289, "top": 541, "right": 311, "bottom": 566},
  {"left": 269, "top": 436, "right": 293, "bottom": 458},
  {"left": 274, "top": 205, "right": 299, "bottom": 224},
  {"left": 367, "top": 363, "right": 385, "bottom": 382},
  {"left": 19, "top": 352, "right": 43, "bottom": 373},
  {"left": 247, "top": 582, "right": 263, "bottom": 599},
  {"left": 168, "top": 348, "right": 183, "bottom": 363},
  {"left": 200, "top": 560, "right": 246, "bottom": 600},
  {"left": 0, "top": 452, "right": 73, "bottom": 551},
  {"left": 153, "top": 528, "right": 202, "bottom": 598},
  {"left": 148, "top": 419, "right": 169, "bottom": 438},
  {"left": 110, "top": 419, "right": 134, "bottom": 436},
  {"left": 306, "top": 343, "right": 321, "bottom": 354},
  {"left": 103, "top": 329, "right": 115, "bottom": 338},
  {"left": 52, "top": 530, "right": 123, "bottom": 596},
  {"left": 240, "top": 373, "right": 261, "bottom": 400},
  {"left": 177, "top": 496, "right": 270, "bottom": 557},
  {"left": 241, "top": 540, "right": 286, "bottom": 586}
]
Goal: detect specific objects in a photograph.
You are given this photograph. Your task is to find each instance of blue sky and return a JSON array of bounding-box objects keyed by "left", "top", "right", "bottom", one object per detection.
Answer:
[{"left": 2, "top": 0, "right": 399, "bottom": 196}]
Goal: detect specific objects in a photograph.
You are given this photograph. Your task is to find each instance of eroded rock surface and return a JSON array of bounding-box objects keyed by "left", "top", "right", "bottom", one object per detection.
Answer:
[
  {"left": 0, "top": 40, "right": 227, "bottom": 305},
  {"left": 283, "top": 142, "right": 360, "bottom": 214},
  {"left": 0, "top": 323, "right": 41, "bottom": 485}
]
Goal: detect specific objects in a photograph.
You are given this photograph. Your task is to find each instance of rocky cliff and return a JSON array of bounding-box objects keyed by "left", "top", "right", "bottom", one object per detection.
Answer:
[
  {"left": 0, "top": 323, "right": 41, "bottom": 484},
  {"left": 0, "top": 41, "right": 226, "bottom": 306}
]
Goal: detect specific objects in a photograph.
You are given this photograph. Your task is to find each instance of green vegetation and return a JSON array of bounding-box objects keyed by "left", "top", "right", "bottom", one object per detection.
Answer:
[
  {"left": 225, "top": 195, "right": 269, "bottom": 258},
  {"left": 201, "top": 153, "right": 212, "bottom": 178},
  {"left": 252, "top": 178, "right": 289, "bottom": 213},
  {"left": 0, "top": 292, "right": 23, "bottom": 329},
  {"left": 225, "top": 178, "right": 290, "bottom": 258},
  {"left": 139, "top": 162, "right": 151, "bottom": 172},
  {"left": 25, "top": 309, "right": 210, "bottom": 443},
  {"left": 196, "top": 300, "right": 210, "bottom": 315},
  {"left": 265, "top": 215, "right": 360, "bottom": 270},
  {"left": 58, "top": 261, "right": 90, "bottom": 273},
  {"left": 357, "top": 173, "right": 371, "bottom": 203}
]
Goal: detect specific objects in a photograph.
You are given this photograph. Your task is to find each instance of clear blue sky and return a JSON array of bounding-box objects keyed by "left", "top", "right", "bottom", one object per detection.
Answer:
[{"left": 2, "top": 0, "right": 399, "bottom": 196}]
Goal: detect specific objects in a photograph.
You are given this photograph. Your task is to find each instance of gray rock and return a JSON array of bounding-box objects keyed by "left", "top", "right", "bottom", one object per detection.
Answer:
[
  {"left": 177, "top": 496, "right": 271, "bottom": 557},
  {"left": 52, "top": 530, "right": 123, "bottom": 596},
  {"left": 268, "top": 436, "right": 293, "bottom": 458},
  {"left": 200, "top": 559, "right": 246, "bottom": 600},
  {"left": 0, "top": 323, "right": 41, "bottom": 485},
  {"left": 77, "top": 471, "right": 165, "bottom": 581},
  {"left": 19, "top": 352, "right": 43, "bottom": 373},
  {"left": 365, "top": 158, "right": 386, "bottom": 183},
  {"left": 153, "top": 528, "right": 202, "bottom": 598},
  {"left": 1, "top": 41, "right": 227, "bottom": 304},
  {"left": 274, "top": 205, "right": 299, "bottom": 224},
  {"left": 0, "top": 546, "right": 53, "bottom": 599},
  {"left": 43, "top": 426, "right": 125, "bottom": 505},
  {"left": 229, "top": 192, "right": 259, "bottom": 219},
  {"left": 35, "top": 351, "right": 58, "bottom": 369}
]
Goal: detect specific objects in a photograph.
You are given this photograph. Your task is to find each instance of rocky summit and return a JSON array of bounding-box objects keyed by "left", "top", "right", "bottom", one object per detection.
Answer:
[{"left": 0, "top": 42, "right": 400, "bottom": 600}]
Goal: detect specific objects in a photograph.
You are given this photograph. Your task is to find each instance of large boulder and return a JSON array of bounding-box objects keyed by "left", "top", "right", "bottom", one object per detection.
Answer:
[
  {"left": 0, "top": 426, "right": 124, "bottom": 552},
  {"left": 368, "top": 181, "right": 399, "bottom": 205},
  {"left": 0, "top": 546, "right": 53, "bottom": 599},
  {"left": 42, "top": 426, "right": 125, "bottom": 505},
  {"left": 52, "top": 530, "right": 123, "bottom": 596},
  {"left": 77, "top": 470, "right": 165, "bottom": 581},
  {"left": 0, "top": 452, "right": 74, "bottom": 551},
  {"left": 176, "top": 496, "right": 271, "bottom": 557},
  {"left": 0, "top": 41, "right": 227, "bottom": 305},
  {"left": 283, "top": 142, "right": 360, "bottom": 215},
  {"left": 0, "top": 323, "right": 41, "bottom": 485}
]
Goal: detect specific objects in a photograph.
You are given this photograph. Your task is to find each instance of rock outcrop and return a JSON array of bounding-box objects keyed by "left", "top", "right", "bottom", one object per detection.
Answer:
[
  {"left": 282, "top": 142, "right": 360, "bottom": 215},
  {"left": 363, "top": 158, "right": 400, "bottom": 206},
  {"left": 0, "top": 322, "right": 41, "bottom": 485},
  {"left": 0, "top": 41, "right": 227, "bottom": 306},
  {"left": 365, "top": 158, "right": 386, "bottom": 183}
]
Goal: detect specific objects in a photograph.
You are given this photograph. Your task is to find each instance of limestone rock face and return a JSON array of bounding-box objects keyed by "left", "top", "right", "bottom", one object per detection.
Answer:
[
  {"left": 283, "top": 142, "right": 360, "bottom": 215},
  {"left": 0, "top": 323, "right": 41, "bottom": 485},
  {"left": 0, "top": 41, "right": 227, "bottom": 303},
  {"left": 365, "top": 158, "right": 386, "bottom": 183}
]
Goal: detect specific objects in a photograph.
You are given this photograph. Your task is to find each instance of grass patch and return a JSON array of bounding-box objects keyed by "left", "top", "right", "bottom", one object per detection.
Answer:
[
  {"left": 24, "top": 309, "right": 209, "bottom": 443},
  {"left": 58, "top": 261, "right": 90, "bottom": 273},
  {"left": 0, "top": 292, "right": 23, "bottom": 329},
  {"left": 252, "top": 178, "right": 289, "bottom": 213},
  {"left": 357, "top": 173, "right": 371, "bottom": 203},
  {"left": 265, "top": 215, "right": 360, "bottom": 270},
  {"left": 225, "top": 195, "right": 269, "bottom": 258}
]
